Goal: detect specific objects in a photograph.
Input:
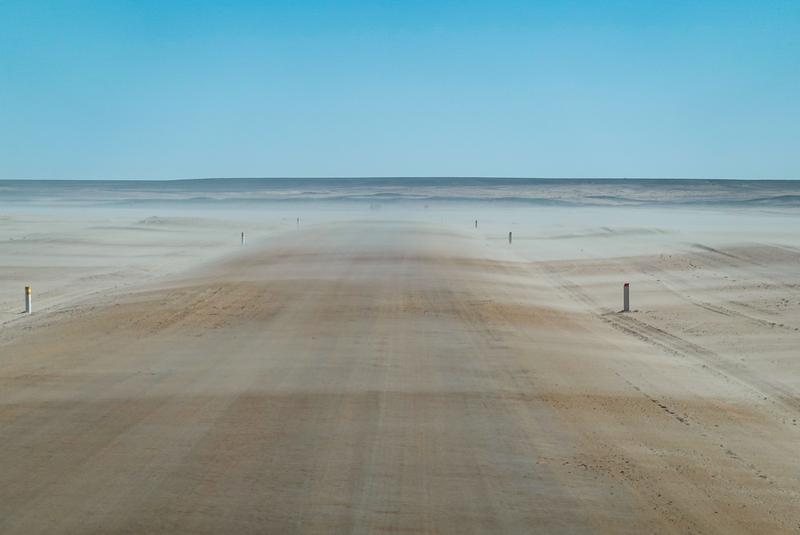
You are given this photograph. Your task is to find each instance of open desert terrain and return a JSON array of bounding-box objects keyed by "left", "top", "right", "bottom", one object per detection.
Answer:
[{"left": 1, "top": 180, "right": 799, "bottom": 534}]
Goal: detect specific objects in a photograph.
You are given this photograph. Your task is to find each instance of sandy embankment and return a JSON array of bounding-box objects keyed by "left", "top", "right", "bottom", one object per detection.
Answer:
[
  {"left": 0, "top": 212, "right": 283, "bottom": 324},
  {"left": 0, "top": 216, "right": 799, "bottom": 533}
]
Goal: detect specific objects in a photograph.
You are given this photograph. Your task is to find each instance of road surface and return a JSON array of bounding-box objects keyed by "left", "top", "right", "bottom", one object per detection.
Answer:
[{"left": 0, "top": 222, "right": 798, "bottom": 533}]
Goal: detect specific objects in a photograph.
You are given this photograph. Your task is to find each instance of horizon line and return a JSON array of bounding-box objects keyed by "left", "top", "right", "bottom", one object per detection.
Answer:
[{"left": 2, "top": 176, "right": 799, "bottom": 182}]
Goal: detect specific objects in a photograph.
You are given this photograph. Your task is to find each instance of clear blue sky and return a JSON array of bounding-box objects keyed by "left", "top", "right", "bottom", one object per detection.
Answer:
[{"left": 1, "top": 1, "right": 798, "bottom": 179}]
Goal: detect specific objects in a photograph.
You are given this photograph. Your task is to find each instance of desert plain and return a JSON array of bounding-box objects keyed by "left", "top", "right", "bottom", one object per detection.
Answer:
[{"left": 0, "top": 179, "right": 799, "bottom": 534}]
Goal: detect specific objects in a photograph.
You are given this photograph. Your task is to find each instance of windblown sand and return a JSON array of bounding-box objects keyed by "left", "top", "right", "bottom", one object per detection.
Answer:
[{"left": 0, "top": 208, "right": 799, "bottom": 534}]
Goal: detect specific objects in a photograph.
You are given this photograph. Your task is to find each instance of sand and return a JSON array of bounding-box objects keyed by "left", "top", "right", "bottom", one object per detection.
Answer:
[{"left": 1, "top": 206, "right": 799, "bottom": 534}]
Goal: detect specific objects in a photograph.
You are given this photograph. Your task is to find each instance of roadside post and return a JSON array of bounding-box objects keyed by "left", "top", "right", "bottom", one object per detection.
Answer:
[{"left": 623, "top": 283, "right": 630, "bottom": 312}]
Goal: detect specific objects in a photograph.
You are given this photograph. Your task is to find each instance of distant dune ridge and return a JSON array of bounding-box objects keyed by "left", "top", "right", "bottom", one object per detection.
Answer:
[{"left": 2, "top": 177, "right": 800, "bottom": 207}]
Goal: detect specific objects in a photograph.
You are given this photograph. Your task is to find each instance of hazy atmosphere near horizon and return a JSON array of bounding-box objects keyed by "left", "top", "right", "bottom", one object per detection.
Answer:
[{"left": 2, "top": 2, "right": 800, "bottom": 535}]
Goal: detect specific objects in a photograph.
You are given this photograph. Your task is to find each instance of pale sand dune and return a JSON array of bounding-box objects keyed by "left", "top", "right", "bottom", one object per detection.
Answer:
[
  {"left": 0, "top": 218, "right": 799, "bottom": 533},
  {"left": 0, "top": 212, "right": 284, "bottom": 324}
]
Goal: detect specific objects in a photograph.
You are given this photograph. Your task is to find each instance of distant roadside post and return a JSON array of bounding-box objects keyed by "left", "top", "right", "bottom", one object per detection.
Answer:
[
  {"left": 623, "top": 283, "right": 630, "bottom": 312},
  {"left": 475, "top": 220, "right": 478, "bottom": 229},
  {"left": 508, "top": 231, "right": 512, "bottom": 244},
  {"left": 25, "top": 286, "right": 32, "bottom": 314},
  {"left": 241, "top": 232, "right": 245, "bottom": 246}
]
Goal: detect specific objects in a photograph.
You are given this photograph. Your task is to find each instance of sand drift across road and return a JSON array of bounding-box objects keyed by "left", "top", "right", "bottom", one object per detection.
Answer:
[{"left": 0, "top": 221, "right": 799, "bottom": 534}]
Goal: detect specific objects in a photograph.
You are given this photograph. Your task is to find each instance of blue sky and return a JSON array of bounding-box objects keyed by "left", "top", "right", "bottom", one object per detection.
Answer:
[{"left": 1, "top": 1, "right": 798, "bottom": 179}]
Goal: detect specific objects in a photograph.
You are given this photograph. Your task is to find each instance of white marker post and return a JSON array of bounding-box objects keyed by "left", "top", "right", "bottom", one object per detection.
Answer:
[
  {"left": 623, "top": 282, "right": 630, "bottom": 312},
  {"left": 25, "top": 286, "right": 32, "bottom": 314},
  {"left": 241, "top": 231, "right": 245, "bottom": 245},
  {"left": 508, "top": 231, "right": 512, "bottom": 244}
]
